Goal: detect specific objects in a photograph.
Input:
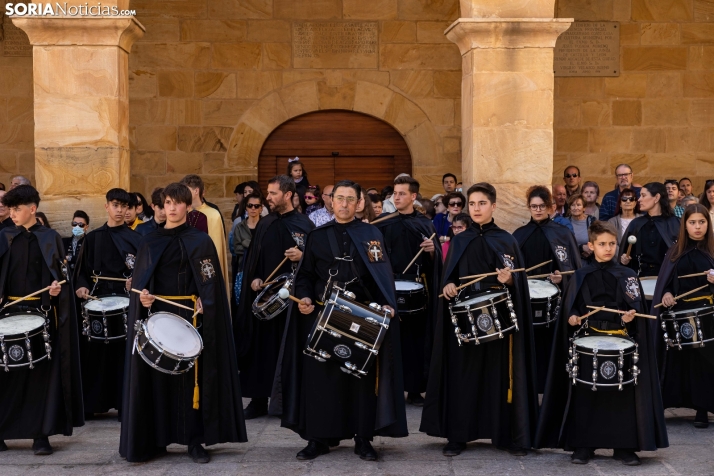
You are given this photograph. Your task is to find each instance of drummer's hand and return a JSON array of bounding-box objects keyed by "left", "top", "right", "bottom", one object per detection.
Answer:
[
  {"left": 549, "top": 270, "right": 562, "bottom": 285},
  {"left": 285, "top": 247, "right": 302, "bottom": 262},
  {"left": 568, "top": 315, "right": 581, "bottom": 326},
  {"left": 442, "top": 283, "right": 458, "bottom": 300},
  {"left": 196, "top": 297, "right": 204, "bottom": 314},
  {"left": 251, "top": 278, "right": 263, "bottom": 292},
  {"left": 708, "top": 269, "right": 714, "bottom": 284},
  {"left": 298, "top": 297, "right": 314, "bottom": 315},
  {"left": 139, "top": 289, "right": 155, "bottom": 308},
  {"left": 48, "top": 280, "right": 61, "bottom": 297},
  {"left": 76, "top": 287, "right": 90, "bottom": 299},
  {"left": 496, "top": 268, "right": 514, "bottom": 286},
  {"left": 662, "top": 292, "right": 676, "bottom": 308},
  {"left": 383, "top": 305, "right": 395, "bottom": 318},
  {"left": 620, "top": 254, "right": 631, "bottom": 265},
  {"left": 420, "top": 238, "right": 435, "bottom": 254},
  {"left": 125, "top": 277, "right": 132, "bottom": 291},
  {"left": 622, "top": 309, "right": 636, "bottom": 323}
]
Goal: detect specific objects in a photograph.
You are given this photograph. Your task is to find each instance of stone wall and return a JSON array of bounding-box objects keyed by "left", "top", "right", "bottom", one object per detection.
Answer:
[{"left": 554, "top": 0, "right": 714, "bottom": 196}]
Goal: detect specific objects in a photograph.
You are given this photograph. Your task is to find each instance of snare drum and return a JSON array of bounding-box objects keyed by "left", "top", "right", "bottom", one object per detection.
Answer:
[
  {"left": 528, "top": 279, "right": 560, "bottom": 327},
  {"left": 394, "top": 280, "right": 427, "bottom": 314},
  {"left": 660, "top": 306, "right": 714, "bottom": 350},
  {"left": 252, "top": 273, "right": 293, "bottom": 321},
  {"left": 639, "top": 277, "right": 657, "bottom": 300},
  {"left": 134, "top": 312, "right": 203, "bottom": 375},
  {"left": 82, "top": 295, "right": 130, "bottom": 343},
  {"left": 566, "top": 335, "right": 639, "bottom": 391},
  {"left": 304, "top": 286, "right": 391, "bottom": 378},
  {"left": 448, "top": 288, "right": 518, "bottom": 346},
  {"left": 0, "top": 312, "right": 51, "bottom": 372}
]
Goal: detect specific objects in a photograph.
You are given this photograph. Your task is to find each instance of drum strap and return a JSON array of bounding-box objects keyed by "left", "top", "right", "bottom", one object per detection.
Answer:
[
  {"left": 589, "top": 327, "right": 628, "bottom": 336},
  {"left": 507, "top": 335, "right": 513, "bottom": 404},
  {"left": 684, "top": 294, "right": 714, "bottom": 305},
  {"left": 8, "top": 296, "right": 40, "bottom": 301}
]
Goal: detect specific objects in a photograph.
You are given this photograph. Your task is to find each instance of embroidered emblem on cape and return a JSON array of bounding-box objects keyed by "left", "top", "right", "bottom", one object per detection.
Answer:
[
  {"left": 91, "top": 320, "right": 103, "bottom": 335},
  {"left": 366, "top": 241, "right": 384, "bottom": 263},
  {"left": 554, "top": 245, "right": 569, "bottom": 263},
  {"left": 333, "top": 344, "right": 352, "bottom": 359},
  {"left": 199, "top": 259, "right": 216, "bottom": 282},
  {"left": 600, "top": 361, "right": 617, "bottom": 380},
  {"left": 8, "top": 345, "right": 24, "bottom": 362},
  {"left": 624, "top": 277, "right": 640, "bottom": 300},
  {"left": 501, "top": 254, "right": 515, "bottom": 270},
  {"left": 680, "top": 322, "right": 695, "bottom": 340},
  {"left": 125, "top": 253, "right": 136, "bottom": 270},
  {"left": 476, "top": 313, "right": 493, "bottom": 333},
  {"left": 291, "top": 232, "right": 306, "bottom": 249}
]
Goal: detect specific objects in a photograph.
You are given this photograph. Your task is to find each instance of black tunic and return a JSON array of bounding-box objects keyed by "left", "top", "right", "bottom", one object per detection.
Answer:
[{"left": 620, "top": 214, "right": 680, "bottom": 277}]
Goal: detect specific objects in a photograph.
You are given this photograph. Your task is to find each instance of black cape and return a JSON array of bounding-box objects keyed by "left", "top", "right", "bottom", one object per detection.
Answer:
[
  {"left": 270, "top": 220, "right": 408, "bottom": 438},
  {"left": 135, "top": 219, "right": 163, "bottom": 236},
  {"left": 535, "top": 263, "right": 668, "bottom": 450},
  {"left": 620, "top": 215, "right": 680, "bottom": 274},
  {"left": 119, "top": 226, "right": 247, "bottom": 461},
  {"left": 0, "top": 225, "right": 84, "bottom": 437},
  {"left": 420, "top": 222, "right": 539, "bottom": 448},
  {"left": 74, "top": 223, "right": 142, "bottom": 290}
]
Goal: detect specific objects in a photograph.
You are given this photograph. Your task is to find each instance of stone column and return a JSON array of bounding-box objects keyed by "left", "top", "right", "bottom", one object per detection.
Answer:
[
  {"left": 13, "top": 9, "right": 143, "bottom": 233},
  {"left": 446, "top": 1, "right": 572, "bottom": 231}
]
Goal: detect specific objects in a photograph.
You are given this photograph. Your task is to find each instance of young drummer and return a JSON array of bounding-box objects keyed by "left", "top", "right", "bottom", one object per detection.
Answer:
[
  {"left": 0, "top": 185, "right": 83, "bottom": 455},
  {"left": 74, "top": 188, "right": 141, "bottom": 419},
  {"left": 536, "top": 221, "right": 668, "bottom": 465},
  {"left": 120, "top": 183, "right": 247, "bottom": 463}
]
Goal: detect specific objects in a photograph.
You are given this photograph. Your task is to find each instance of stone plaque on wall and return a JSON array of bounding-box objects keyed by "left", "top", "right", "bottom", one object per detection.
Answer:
[
  {"left": 293, "top": 22, "right": 378, "bottom": 69},
  {"left": 554, "top": 21, "right": 619, "bottom": 77},
  {"left": 2, "top": 15, "right": 32, "bottom": 57}
]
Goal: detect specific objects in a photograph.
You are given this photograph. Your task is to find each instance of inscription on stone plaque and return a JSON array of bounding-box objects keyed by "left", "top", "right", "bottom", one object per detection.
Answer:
[
  {"left": 2, "top": 16, "right": 32, "bottom": 57},
  {"left": 293, "top": 22, "right": 378, "bottom": 69},
  {"left": 554, "top": 21, "right": 619, "bottom": 77}
]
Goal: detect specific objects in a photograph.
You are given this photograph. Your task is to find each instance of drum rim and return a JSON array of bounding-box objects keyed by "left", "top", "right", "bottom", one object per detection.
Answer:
[
  {"left": 394, "top": 280, "right": 425, "bottom": 291},
  {"left": 452, "top": 293, "right": 507, "bottom": 311},
  {"left": 573, "top": 376, "right": 636, "bottom": 388},
  {"left": 136, "top": 336, "right": 199, "bottom": 375},
  {"left": 663, "top": 307, "right": 714, "bottom": 318},
  {"left": 457, "top": 322, "right": 518, "bottom": 343},
  {"left": 0, "top": 313, "right": 47, "bottom": 339},
  {"left": 253, "top": 273, "right": 293, "bottom": 320},
  {"left": 1, "top": 353, "right": 50, "bottom": 369},
  {"left": 143, "top": 312, "right": 204, "bottom": 359},
  {"left": 573, "top": 335, "right": 636, "bottom": 354},
  {"left": 83, "top": 295, "right": 130, "bottom": 312}
]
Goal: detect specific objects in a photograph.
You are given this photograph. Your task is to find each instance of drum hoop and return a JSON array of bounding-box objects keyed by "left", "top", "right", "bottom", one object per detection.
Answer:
[
  {"left": 532, "top": 317, "right": 558, "bottom": 327},
  {"left": 459, "top": 323, "right": 518, "bottom": 343},
  {"left": 136, "top": 338, "right": 198, "bottom": 375},
  {"left": 452, "top": 294, "right": 507, "bottom": 312},
  {"left": 83, "top": 296, "right": 130, "bottom": 312},
  {"left": 0, "top": 328, "right": 47, "bottom": 342},
  {"left": 0, "top": 312, "right": 47, "bottom": 340},
  {"left": 2, "top": 353, "right": 50, "bottom": 369},
  {"left": 665, "top": 307, "right": 714, "bottom": 318},
  {"left": 573, "top": 377, "right": 636, "bottom": 387},
  {"left": 142, "top": 314, "right": 204, "bottom": 360}
]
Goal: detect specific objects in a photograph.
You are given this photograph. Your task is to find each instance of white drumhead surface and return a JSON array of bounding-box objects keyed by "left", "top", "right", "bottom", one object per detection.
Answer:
[
  {"left": 395, "top": 281, "right": 424, "bottom": 291},
  {"left": 85, "top": 296, "right": 130, "bottom": 312},
  {"left": 576, "top": 336, "right": 634, "bottom": 351},
  {"left": 146, "top": 312, "right": 201, "bottom": 357},
  {"left": 0, "top": 314, "right": 45, "bottom": 335},
  {"left": 528, "top": 279, "right": 559, "bottom": 299},
  {"left": 639, "top": 278, "right": 657, "bottom": 299},
  {"left": 457, "top": 292, "right": 506, "bottom": 307}
]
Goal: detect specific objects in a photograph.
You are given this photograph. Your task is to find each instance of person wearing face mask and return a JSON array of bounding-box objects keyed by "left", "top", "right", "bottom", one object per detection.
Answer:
[
  {"left": 0, "top": 190, "right": 13, "bottom": 230},
  {"left": 62, "top": 211, "right": 90, "bottom": 274},
  {"left": 135, "top": 188, "right": 167, "bottom": 237}
]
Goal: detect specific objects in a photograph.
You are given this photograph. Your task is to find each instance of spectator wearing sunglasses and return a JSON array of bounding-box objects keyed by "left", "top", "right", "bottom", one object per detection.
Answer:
[
  {"left": 232, "top": 191, "right": 265, "bottom": 273},
  {"left": 303, "top": 185, "right": 323, "bottom": 216},
  {"left": 432, "top": 191, "right": 466, "bottom": 242},
  {"left": 607, "top": 188, "right": 641, "bottom": 255},
  {"left": 563, "top": 165, "right": 582, "bottom": 197}
]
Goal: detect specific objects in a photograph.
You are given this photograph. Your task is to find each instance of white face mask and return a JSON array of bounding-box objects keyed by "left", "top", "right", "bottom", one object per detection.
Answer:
[{"left": 72, "top": 225, "right": 85, "bottom": 237}]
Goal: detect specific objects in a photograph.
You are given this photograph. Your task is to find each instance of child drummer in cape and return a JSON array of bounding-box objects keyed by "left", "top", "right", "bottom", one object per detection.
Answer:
[{"left": 535, "top": 221, "right": 668, "bottom": 466}]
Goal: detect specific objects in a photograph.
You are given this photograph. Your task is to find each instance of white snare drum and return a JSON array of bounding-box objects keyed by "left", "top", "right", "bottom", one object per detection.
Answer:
[
  {"left": 0, "top": 312, "right": 51, "bottom": 371},
  {"left": 394, "top": 280, "right": 427, "bottom": 314},
  {"left": 134, "top": 311, "right": 203, "bottom": 375},
  {"left": 82, "top": 295, "right": 130, "bottom": 342},
  {"left": 639, "top": 277, "right": 657, "bottom": 300},
  {"left": 528, "top": 279, "right": 561, "bottom": 327}
]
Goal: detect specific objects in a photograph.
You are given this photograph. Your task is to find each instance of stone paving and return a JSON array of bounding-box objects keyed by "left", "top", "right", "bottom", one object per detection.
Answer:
[{"left": 1, "top": 401, "right": 713, "bottom": 475}]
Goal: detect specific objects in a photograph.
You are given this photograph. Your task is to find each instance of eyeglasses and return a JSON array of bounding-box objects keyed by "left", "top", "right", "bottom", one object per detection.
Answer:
[
  {"left": 304, "top": 195, "right": 316, "bottom": 200},
  {"left": 448, "top": 201, "right": 463, "bottom": 207},
  {"left": 620, "top": 196, "right": 636, "bottom": 202},
  {"left": 529, "top": 204, "right": 547, "bottom": 211},
  {"left": 246, "top": 203, "right": 262, "bottom": 209},
  {"left": 564, "top": 173, "right": 579, "bottom": 178},
  {"left": 451, "top": 225, "right": 466, "bottom": 231},
  {"left": 616, "top": 172, "right": 633, "bottom": 178},
  {"left": 333, "top": 195, "right": 357, "bottom": 204},
  {"left": 71, "top": 222, "right": 86, "bottom": 227}
]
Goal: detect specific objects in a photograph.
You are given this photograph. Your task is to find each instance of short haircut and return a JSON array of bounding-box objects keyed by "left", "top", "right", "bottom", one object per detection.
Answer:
[
  {"left": 368, "top": 192, "right": 382, "bottom": 204},
  {"left": 679, "top": 177, "right": 692, "bottom": 185},
  {"left": 525, "top": 185, "right": 553, "bottom": 209},
  {"left": 441, "top": 191, "right": 466, "bottom": 208},
  {"left": 333, "top": 180, "right": 361, "bottom": 199},
  {"left": 234, "top": 182, "right": 246, "bottom": 194},
  {"left": 161, "top": 182, "right": 193, "bottom": 206},
  {"left": 664, "top": 179, "right": 679, "bottom": 189},
  {"left": 150, "top": 187, "right": 164, "bottom": 208},
  {"left": 564, "top": 165, "right": 580, "bottom": 176},
  {"left": 614, "top": 163, "right": 632, "bottom": 174},
  {"left": 127, "top": 192, "right": 139, "bottom": 209},
  {"left": 73, "top": 210, "right": 90, "bottom": 225},
  {"left": 2, "top": 184, "right": 40, "bottom": 208},
  {"left": 442, "top": 173, "right": 457, "bottom": 183},
  {"left": 567, "top": 193, "right": 585, "bottom": 209},
  {"left": 582, "top": 180, "right": 600, "bottom": 197},
  {"left": 466, "top": 182, "right": 497, "bottom": 203},
  {"left": 268, "top": 175, "right": 296, "bottom": 196},
  {"left": 180, "top": 174, "right": 204, "bottom": 197},
  {"left": 106, "top": 188, "right": 131, "bottom": 205},
  {"left": 588, "top": 220, "right": 618, "bottom": 243},
  {"left": 394, "top": 175, "right": 420, "bottom": 194},
  {"left": 11, "top": 175, "right": 31, "bottom": 186}
]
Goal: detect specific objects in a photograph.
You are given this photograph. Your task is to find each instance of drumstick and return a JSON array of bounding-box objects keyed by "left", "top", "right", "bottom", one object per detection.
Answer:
[
  {"left": 261, "top": 247, "right": 298, "bottom": 287},
  {"left": 459, "top": 268, "right": 526, "bottom": 280},
  {"left": 528, "top": 270, "right": 575, "bottom": 279},
  {"left": 3, "top": 280, "right": 67, "bottom": 308},
  {"left": 130, "top": 288, "right": 194, "bottom": 311},
  {"left": 585, "top": 305, "right": 656, "bottom": 319},
  {"left": 678, "top": 270, "right": 713, "bottom": 279},
  {"left": 625, "top": 235, "right": 637, "bottom": 258},
  {"left": 94, "top": 276, "right": 128, "bottom": 282},
  {"left": 525, "top": 260, "right": 552, "bottom": 273},
  {"left": 278, "top": 288, "right": 304, "bottom": 304},
  {"left": 370, "top": 211, "right": 399, "bottom": 225},
  {"left": 577, "top": 305, "right": 607, "bottom": 323},
  {"left": 438, "top": 276, "right": 486, "bottom": 299},
  {"left": 654, "top": 284, "right": 710, "bottom": 309},
  {"left": 86, "top": 295, "right": 102, "bottom": 301},
  {"left": 402, "top": 232, "right": 437, "bottom": 274}
]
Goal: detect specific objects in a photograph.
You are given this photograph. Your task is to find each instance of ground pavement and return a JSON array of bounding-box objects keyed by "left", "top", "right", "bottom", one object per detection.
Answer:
[{"left": 1, "top": 401, "right": 712, "bottom": 475}]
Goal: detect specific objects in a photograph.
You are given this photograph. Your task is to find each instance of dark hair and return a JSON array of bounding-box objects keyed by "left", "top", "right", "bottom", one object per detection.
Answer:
[
  {"left": 287, "top": 160, "right": 309, "bottom": 181},
  {"left": 587, "top": 220, "right": 618, "bottom": 243},
  {"left": 305, "top": 184, "right": 323, "bottom": 207},
  {"left": 150, "top": 187, "right": 164, "bottom": 208},
  {"left": 614, "top": 187, "right": 640, "bottom": 215},
  {"left": 525, "top": 185, "right": 553, "bottom": 209},
  {"left": 35, "top": 212, "right": 50, "bottom": 228},
  {"left": 334, "top": 180, "right": 361, "bottom": 200},
  {"left": 268, "top": 175, "right": 296, "bottom": 198},
  {"left": 701, "top": 180, "right": 714, "bottom": 210},
  {"left": 180, "top": 174, "right": 204, "bottom": 197},
  {"left": 671, "top": 203, "right": 714, "bottom": 261},
  {"left": 161, "top": 182, "right": 193, "bottom": 206},
  {"left": 442, "top": 173, "right": 457, "bottom": 184},
  {"left": 453, "top": 212, "right": 472, "bottom": 226},
  {"left": 244, "top": 180, "right": 261, "bottom": 194},
  {"left": 421, "top": 199, "right": 435, "bottom": 219},
  {"left": 564, "top": 165, "right": 581, "bottom": 176},
  {"left": 237, "top": 190, "right": 265, "bottom": 219},
  {"left": 642, "top": 182, "right": 673, "bottom": 218},
  {"left": 394, "top": 175, "right": 420, "bottom": 194},
  {"left": 0, "top": 183, "right": 5, "bottom": 191},
  {"left": 360, "top": 191, "right": 376, "bottom": 222},
  {"left": 664, "top": 179, "right": 679, "bottom": 188},
  {"left": 582, "top": 180, "right": 600, "bottom": 198},
  {"left": 234, "top": 182, "right": 247, "bottom": 195},
  {"left": 380, "top": 185, "right": 393, "bottom": 201},
  {"left": 441, "top": 191, "right": 466, "bottom": 208},
  {"left": 368, "top": 192, "right": 382, "bottom": 205},
  {"left": 105, "top": 188, "right": 131, "bottom": 205},
  {"left": 466, "top": 182, "right": 496, "bottom": 203},
  {"left": 2, "top": 184, "right": 40, "bottom": 208},
  {"left": 133, "top": 192, "right": 153, "bottom": 218},
  {"left": 679, "top": 177, "right": 692, "bottom": 187},
  {"left": 73, "top": 210, "right": 90, "bottom": 226},
  {"left": 127, "top": 193, "right": 139, "bottom": 209}
]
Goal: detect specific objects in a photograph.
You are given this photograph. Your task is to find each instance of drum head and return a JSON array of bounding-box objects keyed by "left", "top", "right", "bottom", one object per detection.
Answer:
[
  {"left": 456, "top": 291, "right": 506, "bottom": 307},
  {"left": 527, "top": 279, "right": 559, "bottom": 299},
  {"left": 146, "top": 312, "right": 201, "bottom": 358},
  {"left": 395, "top": 281, "right": 424, "bottom": 291},
  {"left": 84, "top": 296, "right": 130, "bottom": 312},
  {"left": 639, "top": 278, "right": 657, "bottom": 300},
  {"left": 575, "top": 335, "right": 634, "bottom": 351},
  {"left": 0, "top": 314, "right": 45, "bottom": 335}
]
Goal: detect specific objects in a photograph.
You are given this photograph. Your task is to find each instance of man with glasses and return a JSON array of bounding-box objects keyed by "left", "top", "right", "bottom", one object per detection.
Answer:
[
  {"left": 664, "top": 180, "right": 684, "bottom": 218},
  {"left": 599, "top": 164, "right": 641, "bottom": 221},
  {"left": 563, "top": 165, "right": 582, "bottom": 197},
  {"left": 309, "top": 184, "right": 334, "bottom": 227}
]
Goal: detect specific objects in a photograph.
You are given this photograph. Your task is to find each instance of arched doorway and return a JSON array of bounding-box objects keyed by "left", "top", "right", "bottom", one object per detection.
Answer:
[{"left": 258, "top": 110, "right": 412, "bottom": 192}]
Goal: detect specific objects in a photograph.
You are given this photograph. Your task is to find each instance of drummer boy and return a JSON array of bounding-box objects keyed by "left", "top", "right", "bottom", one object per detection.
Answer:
[{"left": 535, "top": 221, "right": 668, "bottom": 465}]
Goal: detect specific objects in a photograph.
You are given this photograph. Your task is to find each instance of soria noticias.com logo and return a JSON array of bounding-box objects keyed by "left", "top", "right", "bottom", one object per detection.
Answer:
[{"left": 5, "top": 3, "right": 136, "bottom": 16}]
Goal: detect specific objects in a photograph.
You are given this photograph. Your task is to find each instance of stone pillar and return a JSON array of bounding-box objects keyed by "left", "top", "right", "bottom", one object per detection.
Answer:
[
  {"left": 13, "top": 10, "right": 143, "bottom": 233},
  {"left": 446, "top": 1, "right": 572, "bottom": 231}
]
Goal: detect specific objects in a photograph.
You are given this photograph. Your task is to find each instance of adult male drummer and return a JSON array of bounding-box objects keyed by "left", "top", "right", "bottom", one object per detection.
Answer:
[
  {"left": 234, "top": 175, "right": 314, "bottom": 419},
  {"left": 120, "top": 183, "right": 247, "bottom": 463},
  {"left": 74, "top": 188, "right": 141, "bottom": 420},
  {"left": 373, "top": 176, "right": 441, "bottom": 405},
  {"left": 0, "top": 185, "right": 83, "bottom": 455},
  {"left": 271, "top": 180, "right": 407, "bottom": 461}
]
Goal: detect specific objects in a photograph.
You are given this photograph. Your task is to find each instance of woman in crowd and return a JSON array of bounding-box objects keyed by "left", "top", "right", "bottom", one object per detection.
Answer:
[
  {"left": 432, "top": 191, "right": 465, "bottom": 242},
  {"left": 303, "top": 185, "right": 323, "bottom": 216},
  {"left": 432, "top": 194, "right": 446, "bottom": 215},
  {"left": 369, "top": 193, "right": 383, "bottom": 216},
  {"left": 608, "top": 188, "right": 640, "bottom": 254},
  {"left": 700, "top": 180, "right": 714, "bottom": 229},
  {"left": 133, "top": 192, "right": 153, "bottom": 221},
  {"left": 36, "top": 211, "right": 51, "bottom": 228},
  {"left": 440, "top": 212, "right": 470, "bottom": 261},
  {"left": 582, "top": 181, "right": 600, "bottom": 219},
  {"left": 232, "top": 191, "right": 264, "bottom": 306},
  {"left": 356, "top": 190, "right": 375, "bottom": 222},
  {"left": 566, "top": 193, "right": 596, "bottom": 262}
]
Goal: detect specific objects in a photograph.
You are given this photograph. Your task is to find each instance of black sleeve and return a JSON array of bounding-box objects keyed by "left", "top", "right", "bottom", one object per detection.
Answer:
[
  {"left": 294, "top": 236, "right": 318, "bottom": 303},
  {"left": 74, "top": 233, "right": 93, "bottom": 291}
]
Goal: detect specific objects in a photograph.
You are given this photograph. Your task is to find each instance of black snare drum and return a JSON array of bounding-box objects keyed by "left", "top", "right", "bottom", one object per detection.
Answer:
[
  {"left": 661, "top": 306, "right": 714, "bottom": 350},
  {"left": 394, "top": 280, "right": 427, "bottom": 314},
  {"left": 566, "top": 335, "right": 639, "bottom": 391},
  {"left": 528, "top": 279, "right": 560, "bottom": 327},
  {"left": 82, "top": 295, "right": 130, "bottom": 343},
  {"left": 0, "top": 312, "right": 52, "bottom": 372},
  {"left": 448, "top": 288, "right": 518, "bottom": 346},
  {"left": 304, "top": 286, "right": 391, "bottom": 378},
  {"left": 252, "top": 273, "right": 293, "bottom": 321}
]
